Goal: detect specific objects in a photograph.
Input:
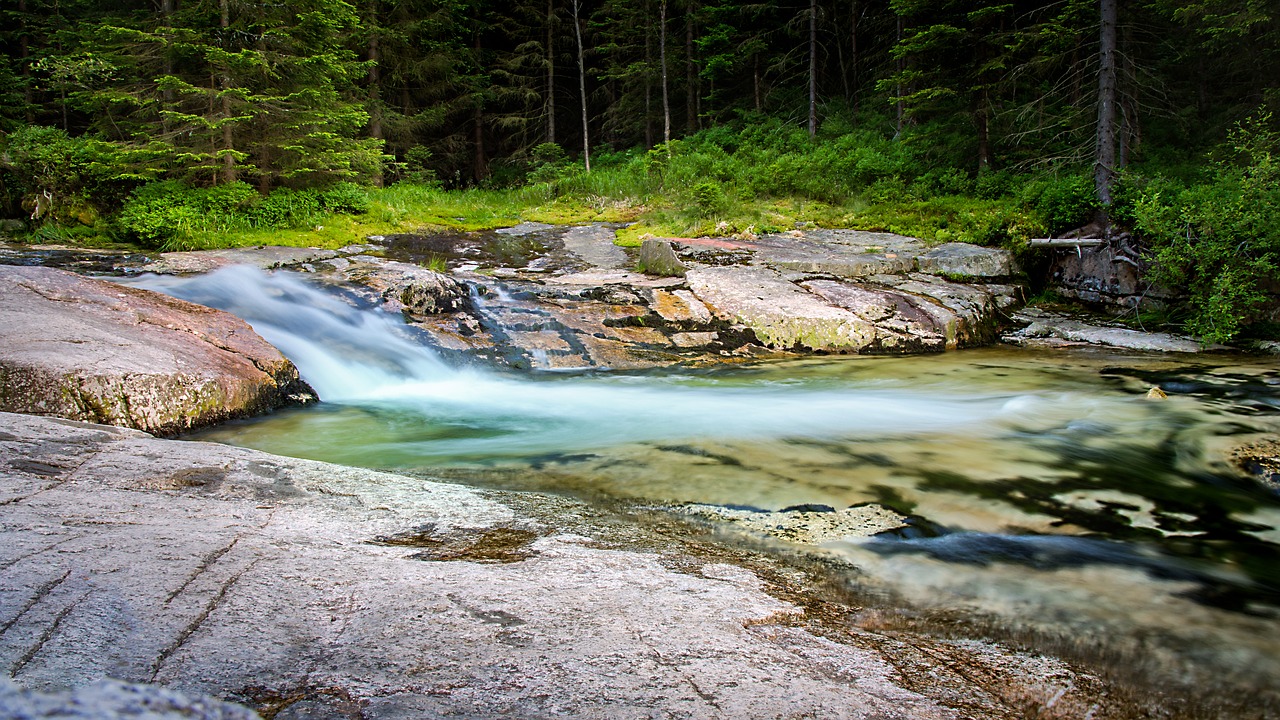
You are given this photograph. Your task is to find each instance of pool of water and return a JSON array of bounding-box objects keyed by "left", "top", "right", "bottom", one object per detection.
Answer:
[{"left": 138, "top": 266, "right": 1280, "bottom": 703}]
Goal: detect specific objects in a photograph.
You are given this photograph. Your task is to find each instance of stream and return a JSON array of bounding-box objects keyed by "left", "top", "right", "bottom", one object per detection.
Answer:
[{"left": 137, "top": 265, "right": 1280, "bottom": 706}]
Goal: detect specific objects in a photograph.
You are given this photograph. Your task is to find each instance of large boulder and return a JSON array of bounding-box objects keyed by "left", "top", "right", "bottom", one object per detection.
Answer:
[
  {"left": 0, "top": 265, "right": 310, "bottom": 435},
  {"left": 687, "top": 266, "right": 871, "bottom": 351}
]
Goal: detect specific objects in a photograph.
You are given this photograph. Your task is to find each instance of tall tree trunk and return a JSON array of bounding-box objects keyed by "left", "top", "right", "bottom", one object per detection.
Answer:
[
  {"left": 366, "top": 0, "right": 383, "bottom": 186},
  {"left": 894, "top": 13, "right": 904, "bottom": 137},
  {"left": 644, "top": 0, "right": 654, "bottom": 149},
  {"left": 808, "top": 0, "right": 817, "bottom": 138},
  {"left": 660, "top": 0, "right": 670, "bottom": 145},
  {"left": 219, "top": 0, "right": 235, "bottom": 184},
  {"left": 160, "top": 0, "right": 175, "bottom": 134},
  {"left": 976, "top": 89, "right": 991, "bottom": 172},
  {"left": 19, "top": 0, "right": 32, "bottom": 122},
  {"left": 850, "top": 0, "right": 859, "bottom": 113},
  {"left": 474, "top": 35, "right": 488, "bottom": 181},
  {"left": 572, "top": 0, "right": 590, "bottom": 172},
  {"left": 685, "top": 3, "right": 696, "bottom": 134},
  {"left": 546, "top": 0, "right": 556, "bottom": 144},
  {"left": 1094, "top": 0, "right": 1118, "bottom": 218},
  {"left": 753, "top": 55, "right": 761, "bottom": 112}
]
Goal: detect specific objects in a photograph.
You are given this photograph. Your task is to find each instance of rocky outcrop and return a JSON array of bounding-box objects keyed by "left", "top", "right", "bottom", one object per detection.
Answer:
[
  {"left": 681, "top": 232, "right": 1018, "bottom": 353},
  {"left": 636, "top": 238, "right": 688, "bottom": 277},
  {"left": 0, "top": 412, "right": 1119, "bottom": 719},
  {"left": 0, "top": 265, "right": 310, "bottom": 435},
  {"left": 1003, "top": 308, "right": 1215, "bottom": 352},
  {"left": 321, "top": 256, "right": 470, "bottom": 318},
  {"left": 5, "top": 226, "right": 1025, "bottom": 373}
]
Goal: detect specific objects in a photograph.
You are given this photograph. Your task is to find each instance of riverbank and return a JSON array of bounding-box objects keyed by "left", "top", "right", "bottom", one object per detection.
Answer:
[
  {"left": 2, "top": 410, "right": 1128, "bottom": 719},
  {"left": 2, "top": 232, "right": 1278, "bottom": 718}
]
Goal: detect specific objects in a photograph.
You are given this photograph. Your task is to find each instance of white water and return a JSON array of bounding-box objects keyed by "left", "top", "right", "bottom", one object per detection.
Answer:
[
  {"left": 132, "top": 265, "right": 1280, "bottom": 701},
  {"left": 133, "top": 265, "right": 1140, "bottom": 456}
]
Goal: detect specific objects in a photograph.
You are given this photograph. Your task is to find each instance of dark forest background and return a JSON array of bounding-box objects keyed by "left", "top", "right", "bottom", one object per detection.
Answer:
[{"left": 1, "top": 0, "right": 1278, "bottom": 340}]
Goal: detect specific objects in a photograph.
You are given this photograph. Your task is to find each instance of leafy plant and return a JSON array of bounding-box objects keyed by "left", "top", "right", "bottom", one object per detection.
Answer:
[{"left": 1136, "top": 112, "right": 1280, "bottom": 343}]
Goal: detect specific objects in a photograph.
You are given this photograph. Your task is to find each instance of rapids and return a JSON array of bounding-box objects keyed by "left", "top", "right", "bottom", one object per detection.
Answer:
[{"left": 135, "top": 265, "right": 1280, "bottom": 705}]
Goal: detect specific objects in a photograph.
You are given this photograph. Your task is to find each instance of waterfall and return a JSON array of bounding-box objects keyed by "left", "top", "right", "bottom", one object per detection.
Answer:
[{"left": 131, "top": 265, "right": 1130, "bottom": 456}]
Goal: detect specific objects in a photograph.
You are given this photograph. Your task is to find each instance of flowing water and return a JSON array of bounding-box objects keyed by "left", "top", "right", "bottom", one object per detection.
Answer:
[{"left": 136, "top": 266, "right": 1280, "bottom": 705}]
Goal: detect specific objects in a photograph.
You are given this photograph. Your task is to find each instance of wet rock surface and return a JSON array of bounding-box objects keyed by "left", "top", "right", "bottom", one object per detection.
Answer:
[
  {"left": 0, "top": 412, "right": 1124, "bottom": 719},
  {"left": 0, "top": 265, "right": 310, "bottom": 435},
  {"left": 0, "top": 678, "right": 258, "bottom": 720},
  {"left": 28, "top": 224, "right": 1025, "bottom": 370},
  {"left": 1003, "top": 308, "right": 1214, "bottom": 353}
]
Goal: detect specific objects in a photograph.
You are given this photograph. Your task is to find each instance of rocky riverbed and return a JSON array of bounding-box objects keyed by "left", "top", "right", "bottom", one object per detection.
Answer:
[
  {"left": 1, "top": 411, "right": 1125, "bottom": 719},
  {"left": 1, "top": 226, "right": 1277, "bottom": 718}
]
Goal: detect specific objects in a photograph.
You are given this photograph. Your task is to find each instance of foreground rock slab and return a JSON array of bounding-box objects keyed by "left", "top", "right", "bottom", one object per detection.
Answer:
[
  {"left": 0, "top": 412, "right": 1117, "bottom": 719},
  {"left": 0, "top": 678, "right": 257, "bottom": 720},
  {"left": 0, "top": 266, "right": 309, "bottom": 435}
]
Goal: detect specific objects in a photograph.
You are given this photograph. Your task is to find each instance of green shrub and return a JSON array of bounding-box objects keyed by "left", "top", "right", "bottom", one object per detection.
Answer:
[
  {"left": 1, "top": 125, "right": 166, "bottom": 223},
  {"left": 318, "top": 181, "right": 371, "bottom": 214},
  {"left": 1022, "top": 173, "right": 1098, "bottom": 234},
  {"left": 1136, "top": 113, "right": 1280, "bottom": 343},
  {"left": 975, "top": 169, "right": 1015, "bottom": 199},
  {"left": 248, "top": 188, "right": 321, "bottom": 228},
  {"left": 402, "top": 146, "right": 440, "bottom": 187},
  {"left": 119, "top": 181, "right": 211, "bottom": 245},
  {"left": 691, "top": 181, "right": 726, "bottom": 217}
]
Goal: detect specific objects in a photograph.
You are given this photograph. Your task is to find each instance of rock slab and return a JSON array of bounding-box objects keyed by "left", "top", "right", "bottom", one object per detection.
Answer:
[
  {"left": 0, "top": 678, "right": 258, "bottom": 720},
  {"left": 0, "top": 412, "right": 1114, "bottom": 719},
  {"left": 0, "top": 265, "right": 309, "bottom": 435}
]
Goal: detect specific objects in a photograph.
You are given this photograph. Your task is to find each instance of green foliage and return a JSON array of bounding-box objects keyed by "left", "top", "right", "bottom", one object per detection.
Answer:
[
  {"left": 119, "top": 179, "right": 372, "bottom": 249},
  {"left": 318, "top": 182, "right": 371, "bottom": 215},
  {"left": 0, "top": 125, "right": 166, "bottom": 222},
  {"left": 1019, "top": 174, "right": 1098, "bottom": 234},
  {"left": 402, "top": 147, "right": 441, "bottom": 187},
  {"left": 1136, "top": 113, "right": 1280, "bottom": 343}
]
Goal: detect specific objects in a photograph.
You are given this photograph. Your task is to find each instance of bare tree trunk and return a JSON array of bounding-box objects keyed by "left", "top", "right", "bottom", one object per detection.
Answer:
[
  {"left": 1095, "top": 0, "right": 1118, "bottom": 217},
  {"left": 660, "top": 0, "right": 670, "bottom": 145},
  {"left": 851, "top": 0, "right": 859, "bottom": 113},
  {"left": 644, "top": 0, "right": 653, "bottom": 149},
  {"left": 366, "top": 0, "right": 383, "bottom": 186},
  {"left": 546, "top": 0, "right": 556, "bottom": 144},
  {"left": 473, "top": 34, "right": 489, "bottom": 181},
  {"left": 220, "top": 0, "right": 235, "bottom": 184},
  {"left": 19, "top": 0, "right": 32, "bottom": 122},
  {"left": 808, "top": 0, "right": 817, "bottom": 138},
  {"left": 894, "top": 13, "right": 904, "bottom": 137},
  {"left": 685, "top": 3, "right": 696, "bottom": 134},
  {"left": 753, "top": 55, "right": 761, "bottom": 112},
  {"left": 160, "top": 0, "right": 175, "bottom": 134},
  {"left": 572, "top": 0, "right": 590, "bottom": 172},
  {"left": 976, "top": 89, "right": 991, "bottom": 172}
]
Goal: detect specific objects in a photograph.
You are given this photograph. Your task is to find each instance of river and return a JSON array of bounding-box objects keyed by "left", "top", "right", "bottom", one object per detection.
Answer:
[{"left": 137, "top": 265, "right": 1280, "bottom": 709}]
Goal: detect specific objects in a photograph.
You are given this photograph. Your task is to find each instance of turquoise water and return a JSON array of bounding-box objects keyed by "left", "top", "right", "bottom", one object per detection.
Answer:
[{"left": 139, "top": 266, "right": 1280, "bottom": 704}]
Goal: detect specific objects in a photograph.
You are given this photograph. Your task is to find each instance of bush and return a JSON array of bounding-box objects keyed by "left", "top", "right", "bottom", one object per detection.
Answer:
[
  {"left": 1021, "top": 173, "right": 1098, "bottom": 234},
  {"left": 1, "top": 125, "right": 166, "bottom": 223},
  {"left": 247, "top": 188, "right": 321, "bottom": 229},
  {"left": 318, "top": 182, "right": 370, "bottom": 214},
  {"left": 1136, "top": 113, "right": 1280, "bottom": 343},
  {"left": 119, "top": 180, "right": 357, "bottom": 247}
]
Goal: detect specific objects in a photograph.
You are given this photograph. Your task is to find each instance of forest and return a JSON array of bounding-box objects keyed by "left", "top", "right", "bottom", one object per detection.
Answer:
[{"left": 0, "top": 0, "right": 1278, "bottom": 341}]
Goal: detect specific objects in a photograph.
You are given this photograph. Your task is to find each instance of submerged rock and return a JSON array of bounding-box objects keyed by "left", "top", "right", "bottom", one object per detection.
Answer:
[
  {"left": 0, "top": 265, "right": 310, "bottom": 435},
  {"left": 678, "top": 503, "right": 908, "bottom": 544}
]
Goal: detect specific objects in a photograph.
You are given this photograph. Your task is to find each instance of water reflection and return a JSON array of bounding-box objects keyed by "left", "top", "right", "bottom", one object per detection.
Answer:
[{"left": 137, "top": 265, "right": 1280, "bottom": 699}]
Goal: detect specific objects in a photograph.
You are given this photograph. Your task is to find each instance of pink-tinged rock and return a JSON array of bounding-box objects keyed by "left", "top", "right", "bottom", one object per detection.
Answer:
[{"left": 0, "top": 265, "right": 310, "bottom": 435}]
